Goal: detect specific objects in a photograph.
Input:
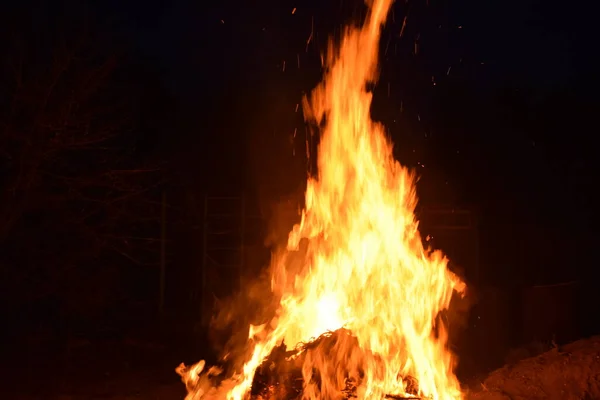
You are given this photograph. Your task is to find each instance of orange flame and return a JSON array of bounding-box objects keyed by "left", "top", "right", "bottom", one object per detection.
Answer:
[{"left": 178, "top": 0, "right": 465, "bottom": 398}]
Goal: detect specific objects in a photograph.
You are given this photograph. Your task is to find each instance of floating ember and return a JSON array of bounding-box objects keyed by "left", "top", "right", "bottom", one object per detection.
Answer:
[{"left": 178, "top": 0, "right": 466, "bottom": 398}]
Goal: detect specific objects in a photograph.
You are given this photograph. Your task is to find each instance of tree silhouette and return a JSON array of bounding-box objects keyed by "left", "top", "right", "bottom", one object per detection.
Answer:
[{"left": 0, "top": 8, "right": 165, "bottom": 319}]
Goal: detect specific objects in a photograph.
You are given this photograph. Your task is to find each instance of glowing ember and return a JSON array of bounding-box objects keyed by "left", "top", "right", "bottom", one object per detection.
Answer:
[{"left": 177, "top": 0, "right": 466, "bottom": 398}]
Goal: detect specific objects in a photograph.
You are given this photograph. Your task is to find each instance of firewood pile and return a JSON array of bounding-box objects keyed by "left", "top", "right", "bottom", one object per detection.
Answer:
[
  {"left": 251, "top": 333, "right": 600, "bottom": 400},
  {"left": 250, "top": 329, "right": 421, "bottom": 400}
]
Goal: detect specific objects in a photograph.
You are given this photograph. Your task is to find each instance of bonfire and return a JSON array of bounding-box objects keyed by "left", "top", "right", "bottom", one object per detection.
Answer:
[{"left": 177, "top": 0, "right": 466, "bottom": 398}]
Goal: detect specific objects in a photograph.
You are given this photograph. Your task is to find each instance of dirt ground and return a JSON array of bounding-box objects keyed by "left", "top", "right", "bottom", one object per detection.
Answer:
[
  {"left": 2, "top": 339, "right": 187, "bottom": 400},
  {"left": 0, "top": 319, "right": 202, "bottom": 400},
  {"left": 466, "top": 336, "right": 600, "bottom": 400}
]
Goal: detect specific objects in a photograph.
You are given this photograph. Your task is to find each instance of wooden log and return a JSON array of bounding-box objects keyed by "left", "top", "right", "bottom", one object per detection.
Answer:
[{"left": 250, "top": 329, "right": 421, "bottom": 400}]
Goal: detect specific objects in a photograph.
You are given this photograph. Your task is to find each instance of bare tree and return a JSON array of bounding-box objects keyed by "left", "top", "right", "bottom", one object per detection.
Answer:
[{"left": 0, "top": 11, "right": 165, "bottom": 312}]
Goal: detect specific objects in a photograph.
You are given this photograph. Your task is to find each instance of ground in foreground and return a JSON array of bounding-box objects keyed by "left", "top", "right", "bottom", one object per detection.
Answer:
[
  {"left": 5, "top": 330, "right": 600, "bottom": 400},
  {"left": 467, "top": 336, "right": 600, "bottom": 400}
]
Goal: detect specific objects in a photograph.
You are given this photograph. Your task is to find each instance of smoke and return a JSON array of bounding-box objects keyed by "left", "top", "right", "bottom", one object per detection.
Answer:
[
  {"left": 443, "top": 262, "right": 478, "bottom": 355},
  {"left": 207, "top": 269, "right": 273, "bottom": 373},
  {"left": 207, "top": 194, "right": 304, "bottom": 373}
]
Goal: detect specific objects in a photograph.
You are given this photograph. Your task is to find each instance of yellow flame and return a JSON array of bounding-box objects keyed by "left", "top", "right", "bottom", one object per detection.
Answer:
[{"left": 179, "top": 0, "right": 465, "bottom": 398}]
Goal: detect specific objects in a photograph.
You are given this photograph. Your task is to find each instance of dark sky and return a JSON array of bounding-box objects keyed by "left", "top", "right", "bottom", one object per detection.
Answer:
[
  {"left": 92, "top": 0, "right": 589, "bottom": 97},
  {"left": 88, "top": 0, "right": 596, "bottom": 284},
  {"left": 107, "top": 0, "right": 593, "bottom": 177},
  {"left": 3, "top": 0, "right": 595, "bottom": 286}
]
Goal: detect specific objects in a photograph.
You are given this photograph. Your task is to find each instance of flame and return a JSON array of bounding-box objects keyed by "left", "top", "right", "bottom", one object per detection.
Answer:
[{"left": 179, "top": 0, "right": 466, "bottom": 398}]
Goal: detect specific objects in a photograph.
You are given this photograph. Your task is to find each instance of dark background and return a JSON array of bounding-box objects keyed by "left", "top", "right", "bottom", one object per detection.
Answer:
[{"left": 0, "top": 0, "right": 597, "bottom": 397}]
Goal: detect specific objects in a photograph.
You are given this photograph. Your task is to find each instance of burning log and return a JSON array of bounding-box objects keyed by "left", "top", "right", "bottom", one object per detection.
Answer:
[
  {"left": 250, "top": 341, "right": 304, "bottom": 399},
  {"left": 250, "top": 329, "right": 422, "bottom": 400},
  {"left": 251, "top": 330, "right": 355, "bottom": 399}
]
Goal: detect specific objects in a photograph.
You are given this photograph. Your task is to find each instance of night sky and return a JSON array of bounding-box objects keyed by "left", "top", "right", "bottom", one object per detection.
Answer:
[
  {"left": 109, "top": 0, "right": 585, "bottom": 91},
  {"left": 111, "top": 0, "right": 596, "bottom": 284},
  {"left": 132, "top": 0, "right": 589, "bottom": 94},
  {"left": 13, "top": 0, "right": 595, "bottom": 267},
  {"left": 2, "top": 0, "right": 596, "bottom": 295}
]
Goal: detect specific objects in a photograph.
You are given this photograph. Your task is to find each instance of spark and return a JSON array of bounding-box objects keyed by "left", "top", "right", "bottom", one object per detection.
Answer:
[
  {"left": 399, "top": 15, "right": 408, "bottom": 37},
  {"left": 414, "top": 33, "right": 420, "bottom": 55},
  {"left": 306, "top": 16, "right": 314, "bottom": 52},
  {"left": 305, "top": 136, "right": 310, "bottom": 159}
]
